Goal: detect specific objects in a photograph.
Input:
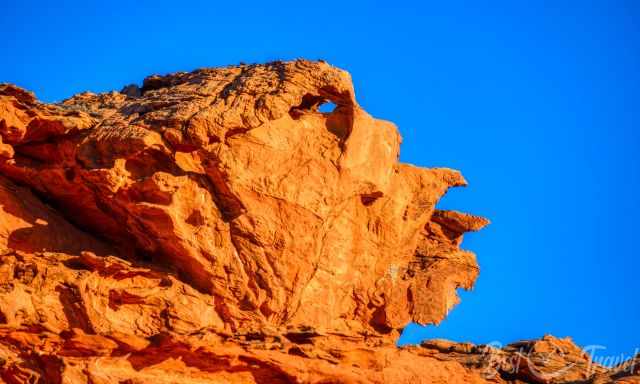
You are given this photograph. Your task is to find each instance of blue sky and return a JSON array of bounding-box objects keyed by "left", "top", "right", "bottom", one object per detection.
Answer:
[{"left": 2, "top": 1, "right": 638, "bottom": 359}]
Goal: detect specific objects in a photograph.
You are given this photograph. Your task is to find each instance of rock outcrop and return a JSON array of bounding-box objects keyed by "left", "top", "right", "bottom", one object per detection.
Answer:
[{"left": 0, "top": 60, "right": 636, "bottom": 383}]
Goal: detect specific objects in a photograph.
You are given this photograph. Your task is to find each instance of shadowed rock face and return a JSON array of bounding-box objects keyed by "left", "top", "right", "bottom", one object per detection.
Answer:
[{"left": 0, "top": 60, "right": 634, "bottom": 383}]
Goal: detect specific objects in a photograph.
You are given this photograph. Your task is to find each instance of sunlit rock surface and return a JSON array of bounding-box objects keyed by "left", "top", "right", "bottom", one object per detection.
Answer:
[{"left": 0, "top": 61, "right": 635, "bottom": 383}]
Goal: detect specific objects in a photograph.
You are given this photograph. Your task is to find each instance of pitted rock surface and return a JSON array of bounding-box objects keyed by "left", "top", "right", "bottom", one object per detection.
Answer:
[{"left": 0, "top": 61, "right": 634, "bottom": 383}]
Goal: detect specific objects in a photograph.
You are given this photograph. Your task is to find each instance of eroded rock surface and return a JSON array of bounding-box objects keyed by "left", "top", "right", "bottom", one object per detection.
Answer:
[{"left": 0, "top": 60, "right": 635, "bottom": 383}]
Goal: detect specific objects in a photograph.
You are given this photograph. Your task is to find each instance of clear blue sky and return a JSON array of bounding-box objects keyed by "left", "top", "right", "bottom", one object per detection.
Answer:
[{"left": 2, "top": 1, "right": 638, "bottom": 359}]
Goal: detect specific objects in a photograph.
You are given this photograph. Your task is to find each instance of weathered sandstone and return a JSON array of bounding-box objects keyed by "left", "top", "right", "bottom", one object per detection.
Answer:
[{"left": 0, "top": 60, "right": 635, "bottom": 383}]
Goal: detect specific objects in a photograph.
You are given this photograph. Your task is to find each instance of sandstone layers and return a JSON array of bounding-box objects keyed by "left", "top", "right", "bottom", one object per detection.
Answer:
[{"left": 0, "top": 60, "right": 636, "bottom": 383}]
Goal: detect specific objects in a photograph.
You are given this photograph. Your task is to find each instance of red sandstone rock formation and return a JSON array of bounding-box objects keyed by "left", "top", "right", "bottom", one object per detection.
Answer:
[{"left": 0, "top": 60, "right": 636, "bottom": 383}]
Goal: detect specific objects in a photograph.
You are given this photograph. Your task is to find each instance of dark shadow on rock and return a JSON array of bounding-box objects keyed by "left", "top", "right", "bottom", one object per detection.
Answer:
[{"left": 0, "top": 175, "right": 114, "bottom": 257}]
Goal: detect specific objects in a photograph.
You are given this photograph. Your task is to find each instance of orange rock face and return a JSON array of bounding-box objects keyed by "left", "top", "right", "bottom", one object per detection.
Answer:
[{"left": 0, "top": 61, "right": 636, "bottom": 383}]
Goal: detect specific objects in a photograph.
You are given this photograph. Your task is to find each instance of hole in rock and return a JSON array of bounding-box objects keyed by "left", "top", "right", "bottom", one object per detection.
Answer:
[
  {"left": 298, "top": 94, "right": 325, "bottom": 111},
  {"left": 289, "top": 93, "right": 339, "bottom": 119},
  {"left": 361, "top": 191, "right": 384, "bottom": 206},
  {"left": 287, "top": 346, "right": 306, "bottom": 357},
  {"left": 64, "top": 168, "right": 76, "bottom": 181},
  {"left": 318, "top": 101, "right": 336, "bottom": 113},
  {"left": 368, "top": 307, "right": 394, "bottom": 335},
  {"left": 243, "top": 332, "right": 266, "bottom": 342},
  {"left": 283, "top": 331, "right": 318, "bottom": 345}
]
